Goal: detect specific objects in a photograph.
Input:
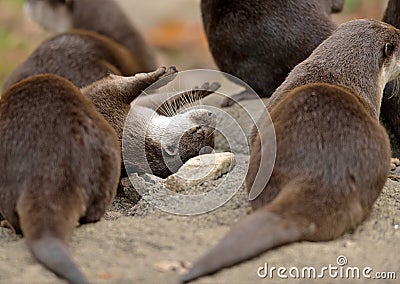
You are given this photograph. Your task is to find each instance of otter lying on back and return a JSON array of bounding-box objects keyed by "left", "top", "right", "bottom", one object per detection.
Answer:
[{"left": 83, "top": 69, "right": 220, "bottom": 178}]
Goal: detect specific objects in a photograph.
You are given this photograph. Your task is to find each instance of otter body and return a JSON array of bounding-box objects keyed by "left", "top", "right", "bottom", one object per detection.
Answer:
[
  {"left": 86, "top": 70, "right": 219, "bottom": 178},
  {"left": 0, "top": 74, "right": 121, "bottom": 283},
  {"left": 124, "top": 103, "right": 216, "bottom": 178},
  {"left": 201, "top": 0, "right": 344, "bottom": 99},
  {"left": 382, "top": 0, "right": 400, "bottom": 141},
  {"left": 24, "top": 0, "right": 156, "bottom": 71},
  {"left": 182, "top": 19, "right": 400, "bottom": 282},
  {"left": 3, "top": 29, "right": 141, "bottom": 90}
]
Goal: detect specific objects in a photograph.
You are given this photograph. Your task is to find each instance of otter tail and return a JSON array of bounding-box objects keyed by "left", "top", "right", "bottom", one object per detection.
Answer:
[
  {"left": 181, "top": 210, "right": 306, "bottom": 283},
  {"left": 181, "top": 180, "right": 354, "bottom": 283},
  {"left": 16, "top": 190, "right": 88, "bottom": 284},
  {"left": 28, "top": 237, "right": 88, "bottom": 284}
]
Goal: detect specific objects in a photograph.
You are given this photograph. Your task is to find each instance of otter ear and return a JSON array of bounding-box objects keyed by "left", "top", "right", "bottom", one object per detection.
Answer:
[
  {"left": 163, "top": 142, "right": 179, "bottom": 156},
  {"left": 385, "top": 42, "right": 395, "bottom": 57}
]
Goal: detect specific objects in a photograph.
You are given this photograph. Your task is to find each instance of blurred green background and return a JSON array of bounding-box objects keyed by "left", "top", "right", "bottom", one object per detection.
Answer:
[{"left": 0, "top": 0, "right": 389, "bottom": 90}]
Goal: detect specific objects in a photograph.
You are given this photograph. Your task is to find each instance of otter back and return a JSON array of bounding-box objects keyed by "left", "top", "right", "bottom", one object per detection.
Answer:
[
  {"left": 181, "top": 19, "right": 400, "bottom": 283},
  {"left": 3, "top": 29, "right": 141, "bottom": 90},
  {"left": 24, "top": 0, "right": 157, "bottom": 71},
  {"left": 201, "top": 0, "right": 343, "bottom": 97},
  {"left": 0, "top": 74, "right": 121, "bottom": 283}
]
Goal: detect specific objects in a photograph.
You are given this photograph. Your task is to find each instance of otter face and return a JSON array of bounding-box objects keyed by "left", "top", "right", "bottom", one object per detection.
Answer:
[
  {"left": 162, "top": 109, "right": 217, "bottom": 173},
  {"left": 24, "top": 0, "right": 74, "bottom": 33},
  {"left": 372, "top": 22, "right": 400, "bottom": 97},
  {"left": 382, "top": 40, "right": 400, "bottom": 83},
  {"left": 145, "top": 108, "right": 217, "bottom": 178},
  {"left": 177, "top": 109, "right": 217, "bottom": 156}
]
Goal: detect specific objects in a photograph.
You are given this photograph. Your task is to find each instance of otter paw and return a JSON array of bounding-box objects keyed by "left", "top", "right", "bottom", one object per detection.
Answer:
[
  {"left": 220, "top": 91, "right": 258, "bottom": 107},
  {"left": 221, "top": 96, "right": 237, "bottom": 107},
  {"left": 181, "top": 81, "right": 221, "bottom": 100},
  {"left": 147, "top": 66, "right": 178, "bottom": 90}
]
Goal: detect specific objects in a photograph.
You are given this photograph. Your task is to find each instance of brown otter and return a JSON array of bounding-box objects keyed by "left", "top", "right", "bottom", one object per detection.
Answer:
[
  {"left": 83, "top": 69, "right": 220, "bottom": 178},
  {"left": 125, "top": 85, "right": 219, "bottom": 178},
  {"left": 200, "top": 0, "right": 344, "bottom": 106},
  {"left": 2, "top": 29, "right": 143, "bottom": 90},
  {"left": 382, "top": 0, "right": 400, "bottom": 141},
  {"left": 0, "top": 74, "right": 121, "bottom": 283},
  {"left": 24, "top": 0, "right": 156, "bottom": 71},
  {"left": 181, "top": 19, "right": 400, "bottom": 282}
]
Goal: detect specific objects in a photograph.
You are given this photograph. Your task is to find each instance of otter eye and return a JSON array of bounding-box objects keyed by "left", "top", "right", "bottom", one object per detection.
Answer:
[{"left": 385, "top": 43, "right": 395, "bottom": 57}]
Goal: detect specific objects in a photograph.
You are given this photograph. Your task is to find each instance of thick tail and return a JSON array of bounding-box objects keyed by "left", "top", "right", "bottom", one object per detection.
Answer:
[
  {"left": 181, "top": 181, "right": 348, "bottom": 283},
  {"left": 28, "top": 237, "right": 88, "bottom": 284},
  {"left": 17, "top": 190, "right": 88, "bottom": 284},
  {"left": 181, "top": 209, "right": 306, "bottom": 283}
]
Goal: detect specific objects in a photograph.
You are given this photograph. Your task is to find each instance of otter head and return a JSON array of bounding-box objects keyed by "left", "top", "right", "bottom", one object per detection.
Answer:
[
  {"left": 163, "top": 108, "right": 216, "bottom": 156},
  {"left": 347, "top": 20, "right": 400, "bottom": 105},
  {"left": 289, "top": 19, "right": 400, "bottom": 119},
  {"left": 379, "top": 27, "right": 400, "bottom": 89},
  {"left": 24, "top": 0, "right": 74, "bottom": 33},
  {"left": 146, "top": 108, "right": 217, "bottom": 178}
]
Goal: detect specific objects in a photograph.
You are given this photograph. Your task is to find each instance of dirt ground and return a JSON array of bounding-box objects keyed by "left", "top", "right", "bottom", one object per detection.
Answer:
[
  {"left": 0, "top": 1, "right": 399, "bottom": 284},
  {"left": 0, "top": 170, "right": 399, "bottom": 284}
]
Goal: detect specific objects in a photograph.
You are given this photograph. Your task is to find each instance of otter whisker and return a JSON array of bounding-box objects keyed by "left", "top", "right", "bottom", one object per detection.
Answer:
[{"left": 388, "top": 78, "right": 400, "bottom": 101}]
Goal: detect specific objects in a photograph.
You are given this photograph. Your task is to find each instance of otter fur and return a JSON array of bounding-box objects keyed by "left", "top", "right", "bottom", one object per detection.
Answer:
[
  {"left": 181, "top": 19, "right": 400, "bottom": 282},
  {"left": 2, "top": 29, "right": 142, "bottom": 90},
  {"left": 24, "top": 0, "right": 156, "bottom": 71},
  {"left": 0, "top": 74, "right": 121, "bottom": 283},
  {"left": 84, "top": 68, "right": 220, "bottom": 178},
  {"left": 201, "top": 0, "right": 344, "bottom": 104}
]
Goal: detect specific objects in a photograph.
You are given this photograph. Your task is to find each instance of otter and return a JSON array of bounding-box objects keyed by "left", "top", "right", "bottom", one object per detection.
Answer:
[
  {"left": 124, "top": 82, "right": 219, "bottom": 178},
  {"left": 200, "top": 0, "right": 344, "bottom": 106},
  {"left": 24, "top": 0, "right": 156, "bottom": 71},
  {"left": 181, "top": 19, "right": 400, "bottom": 282},
  {"left": 0, "top": 74, "right": 121, "bottom": 283},
  {"left": 2, "top": 29, "right": 143, "bottom": 91},
  {"left": 83, "top": 68, "right": 220, "bottom": 178},
  {"left": 382, "top": 0, "right": 400, "bottom": 141}
]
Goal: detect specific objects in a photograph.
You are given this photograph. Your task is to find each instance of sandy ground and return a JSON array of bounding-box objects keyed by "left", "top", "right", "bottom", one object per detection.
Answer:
[
  {"left": 0, "top": 1, "right": 399, "bottom": 283},
  {"left": 0, "top": 178, "right": 399, "bottom": 284}
]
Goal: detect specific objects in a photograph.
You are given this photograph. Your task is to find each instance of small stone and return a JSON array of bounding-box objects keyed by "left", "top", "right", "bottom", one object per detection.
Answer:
[{"left": 166, "top": 152, "right": 236, "bottom": 192}]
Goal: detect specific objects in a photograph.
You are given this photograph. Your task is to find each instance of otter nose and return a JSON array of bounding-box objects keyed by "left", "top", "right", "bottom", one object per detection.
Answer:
[{"left": 207, "top": 111, "right": 216, "bottom": 118}]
